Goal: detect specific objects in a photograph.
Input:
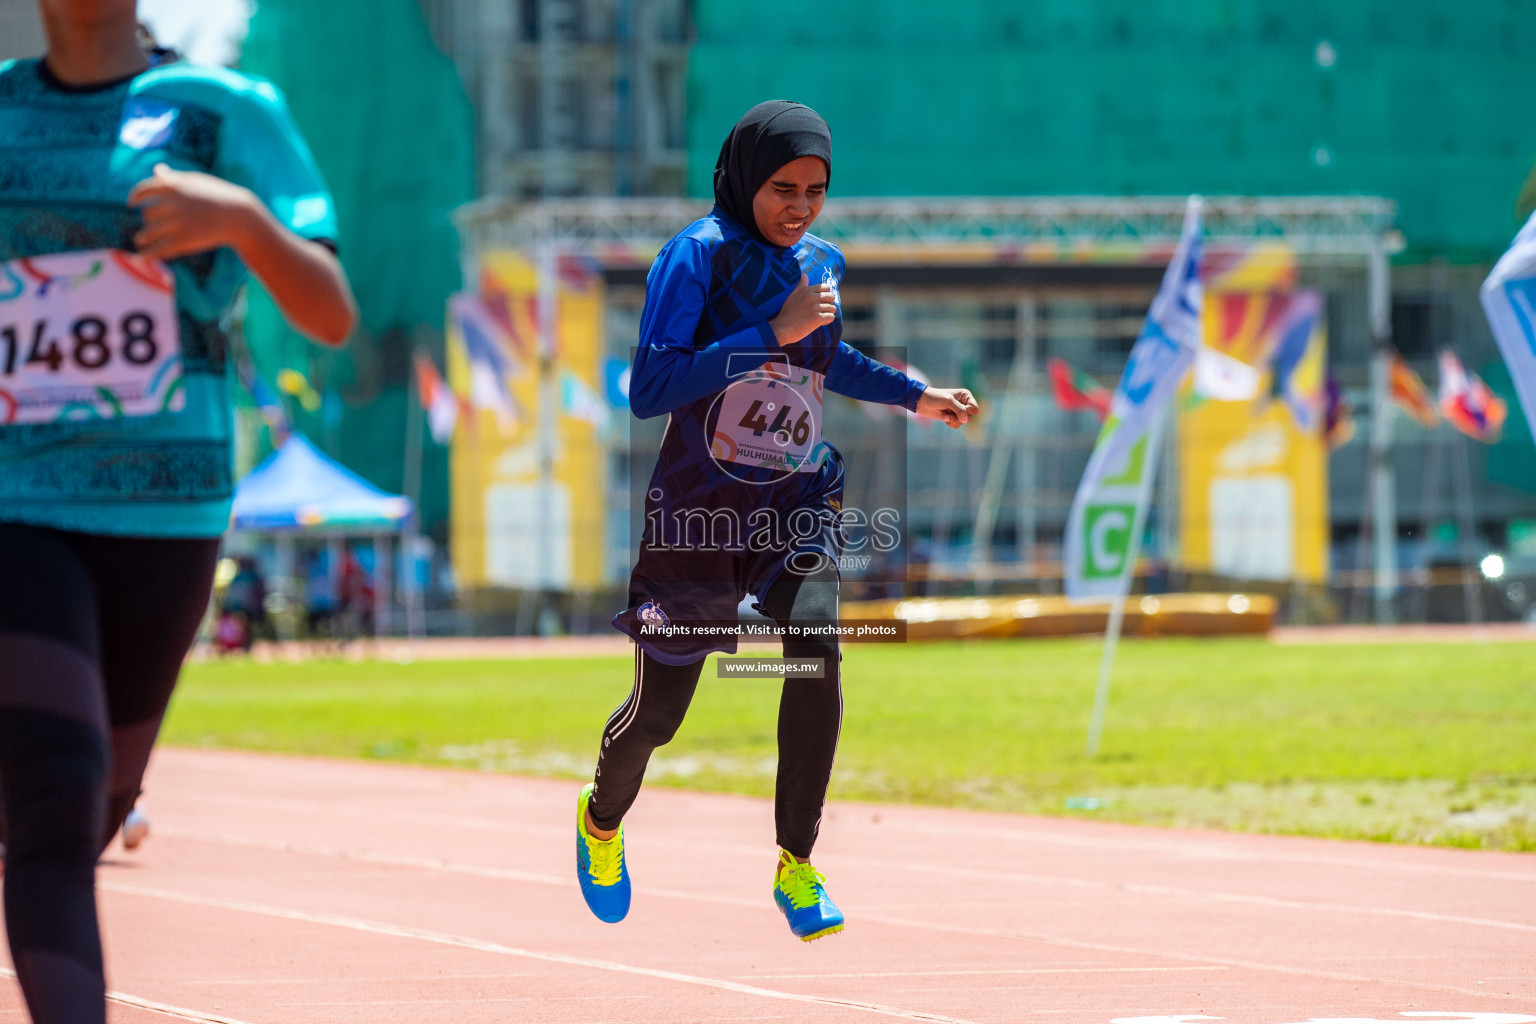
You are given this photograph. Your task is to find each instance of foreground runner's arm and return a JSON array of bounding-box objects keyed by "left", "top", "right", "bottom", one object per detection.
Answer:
[{"left": 129, "top": 163, "right": 355, "bottom": 345}]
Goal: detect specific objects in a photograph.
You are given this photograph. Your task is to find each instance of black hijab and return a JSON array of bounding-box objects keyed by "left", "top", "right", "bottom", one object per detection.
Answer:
[{"left": 712, "top": 100, "right": 832, "bottom": 247}]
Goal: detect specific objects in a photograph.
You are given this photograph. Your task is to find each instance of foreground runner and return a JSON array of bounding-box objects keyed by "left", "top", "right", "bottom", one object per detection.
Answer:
[
  {"left": 0, "top": 3, "right": 355, "bottom": 1020},
  {"left": 577, "top": 100, "right": 978, "bottom": 940}
]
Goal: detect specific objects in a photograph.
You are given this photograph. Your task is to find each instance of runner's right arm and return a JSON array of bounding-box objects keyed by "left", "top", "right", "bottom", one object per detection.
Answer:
[
  {"left": 628, "top": 238, "right": 780, "bottom": 418},
  {"left": 130, "top": 75, "right": 356, "bottom": 347},
  {"left": 130, "top": 164, "right": 355, "bottom": 345}
]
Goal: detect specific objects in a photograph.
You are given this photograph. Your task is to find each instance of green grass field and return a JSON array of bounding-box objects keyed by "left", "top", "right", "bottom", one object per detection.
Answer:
[{"left": 163, "top": 637, "right": 1536, "bottom": 851}]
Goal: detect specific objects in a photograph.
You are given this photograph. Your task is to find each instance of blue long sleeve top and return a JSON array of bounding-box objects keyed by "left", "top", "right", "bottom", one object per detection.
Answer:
[
  {"left": 627, "top": 208, "right": 926, "bottom": 515},
  {"left": 628, "top": 208, "right": 925, "bottom": 420}
]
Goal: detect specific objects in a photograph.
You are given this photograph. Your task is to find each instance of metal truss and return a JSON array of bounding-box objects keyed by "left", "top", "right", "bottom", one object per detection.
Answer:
[{"left": 455, "top": 195, "right": 1399, "bottom": 261}]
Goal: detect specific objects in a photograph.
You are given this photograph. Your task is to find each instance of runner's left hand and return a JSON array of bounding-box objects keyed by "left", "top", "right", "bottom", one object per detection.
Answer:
[
  {"left": 128, "top": 163, "right": 261, "bottom": 259},
  {"left": 915, "top": 388, "right": 980, "bottom": 428}
]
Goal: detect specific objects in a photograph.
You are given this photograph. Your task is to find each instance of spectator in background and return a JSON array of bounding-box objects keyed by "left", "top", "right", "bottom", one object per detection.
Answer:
[
  {"left": 338, "top": 547, "right": 375, "bottom": 640},
  {"left": 305, "top": 548, "right": 338, "bottom": 643},
  {"left": 219, "top": 556, "right": 268, "bottom": 651}
]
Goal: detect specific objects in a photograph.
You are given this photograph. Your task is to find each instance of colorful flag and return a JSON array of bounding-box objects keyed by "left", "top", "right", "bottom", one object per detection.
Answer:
[
  {"left": 557, "top": 253, "right": 600, "bottom": 293},
  {"left": 1388, "top": 353, "right": 1439, "bottom": 426},
  {"left": 1480, "top": 208, "right": 1536, "bottom": 443},
  {"left": 237, "top": 360, "right": 290, "bottom": 445},
  {"left": 276, "top": 368, "right": 323, "bottom": 412},
  {"left": 449, "top": 292, "right": 520, "bottom": 432},
  {"left": 1048, "top": 357, "right": 1113, "bottom": 419},
  {"left": 1323, "top": 371, "right": 1356, "bottom": 450},
  {"left": 1270, "top": 291, "right": 1325, "bottom": 430},
  {"left": 560, "top": 367, "right": 611, "bottom": 428},
  {"left": 1437, "top": 350, "right": 1507, "bottom": 443},
  {"left": 1065, "top": 197, "right": 1204, "bottom": 602},
  {"left": 413, "top": 350, "right": 461, "bottom": 444}
]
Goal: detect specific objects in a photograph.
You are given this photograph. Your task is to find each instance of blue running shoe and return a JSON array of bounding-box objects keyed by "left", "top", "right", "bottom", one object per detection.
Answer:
[
  {"left": 773, "top": 849, "right": 844, "bottom": 942},
  {"left": 576, "top": 783, "right": 630, "bottom": 923}
]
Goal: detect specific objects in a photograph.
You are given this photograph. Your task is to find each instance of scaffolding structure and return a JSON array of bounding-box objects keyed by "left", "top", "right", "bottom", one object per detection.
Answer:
[
  {"left": 454, "top": 195, "right": 1406, "bottom": 621},
  {"left": 457, "top": 195, "right": 1396, "bottom": 257},
  {"left": 421, "top": 0, "right": 690, "bottom": 198}
]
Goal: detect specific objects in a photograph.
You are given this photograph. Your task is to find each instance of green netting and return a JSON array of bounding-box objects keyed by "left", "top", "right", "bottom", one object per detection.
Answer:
[
  {"left": 687, "top": 0, "right": 1536, "bottom": 257},
  {"left": 238, "top": 0, "right": 474, "bottom": 537}
]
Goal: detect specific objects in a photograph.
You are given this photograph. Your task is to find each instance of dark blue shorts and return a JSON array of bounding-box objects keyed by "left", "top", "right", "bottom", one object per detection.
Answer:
[{"left": 611, "top": 484, "right": 845, "bottom": 666}]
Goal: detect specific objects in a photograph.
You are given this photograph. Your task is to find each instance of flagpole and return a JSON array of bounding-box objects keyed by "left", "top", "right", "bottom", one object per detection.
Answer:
[
  {"left": 1015, "top": 298, "right": 1040, "bottom": 576},
  {"left": 1411, "top": 427, "right": 1446, "bottom": 623},
  {"left": 972, "top": 298, "right": 1036, "bottom": 588},
  {"left": 1085, "top": 594, "right": 1126, "bottom": 759},
  {"left": 1366, "top": 237, "right": 1397, "bottom": 624},
  {"left": 1085, "top": 407, "right": 1162, "bottom": 759},
  {"left": 403, "top": 344, "right": 426, "bottom": 640},
  {"left": 535, "top": 242, "right": 559, "bottom": 631},
  {"left": 1452, "top": 432, "right": 1484, "bottom": 626}
]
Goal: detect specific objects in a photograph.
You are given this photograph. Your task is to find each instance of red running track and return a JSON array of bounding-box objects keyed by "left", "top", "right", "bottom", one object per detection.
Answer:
[{"left": 3, "top": 748, "right": 1532, "bottom": 1024}]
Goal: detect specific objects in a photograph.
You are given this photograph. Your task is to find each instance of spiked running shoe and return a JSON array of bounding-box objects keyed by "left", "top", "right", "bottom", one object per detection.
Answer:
[
  {"left": 773, "top": 849, "right": 844, "bottom": 941},
  {"left": 576, "top": 783, "right": 630, "bottom": 923}
]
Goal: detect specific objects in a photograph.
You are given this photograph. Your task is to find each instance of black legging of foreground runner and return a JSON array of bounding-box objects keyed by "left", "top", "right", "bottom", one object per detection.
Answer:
[
  {"left": 0, "top": 523, "right": 218, "bottom": 1024},
  {"left": 588, "top": 564, "right": 842, "bottom": 858}
]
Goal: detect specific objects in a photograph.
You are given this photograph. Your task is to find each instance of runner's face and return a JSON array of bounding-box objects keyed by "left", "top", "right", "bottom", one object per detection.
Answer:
[{"left": 752, "top": 156, "right": 828, "bottom": 248}]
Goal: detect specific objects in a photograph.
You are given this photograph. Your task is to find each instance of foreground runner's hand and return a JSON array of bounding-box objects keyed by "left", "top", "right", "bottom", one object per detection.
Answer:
[
  {"left": 129, "top": 163, "right": 263, "bottom": 260},
  {"left": 916, "top": 387, "right": 980, "bottom": 428},
  {"left": 770, "top": 274, "right": 837, "bottom": 346},
  {"left": 129, "top": 163, "right": 356, "bottom": 345}
]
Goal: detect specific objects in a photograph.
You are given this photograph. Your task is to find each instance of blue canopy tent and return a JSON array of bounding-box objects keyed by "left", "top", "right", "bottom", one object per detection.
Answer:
[{"left": 232, "top": 434, "right": 418, "bottom": 637}]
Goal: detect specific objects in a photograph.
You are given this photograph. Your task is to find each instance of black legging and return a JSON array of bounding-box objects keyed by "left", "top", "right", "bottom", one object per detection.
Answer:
[
  {"left": 0, "top": 523, "right": 219, "bottom": 1024},
  {"left": 588, "top": 565, "right": 842, "bottom": 858}
]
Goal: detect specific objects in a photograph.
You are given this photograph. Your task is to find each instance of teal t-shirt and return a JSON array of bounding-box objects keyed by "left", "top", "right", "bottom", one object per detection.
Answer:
[{"left": 0, "top": 57, "right": 337, "bottom": 537}]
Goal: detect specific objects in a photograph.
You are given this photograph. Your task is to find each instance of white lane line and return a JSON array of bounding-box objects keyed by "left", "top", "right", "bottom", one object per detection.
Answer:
[
  {"left": 829, "top": 854, "right": 1536, "bottom": 935},
  {"left": 159, "top": 823, "right": 1536, "bottom": 936},
  {"left": 160, "top": 793, "right": 571, "bottom": 839},
  {"left": 157, "top": 826, "right": 570, "bottom": 887},
  {"left": 132, "top": 829, "right": 1519, "bottom": 1002},
  {"left": 100, "top": 882, "right": 981, "bottom": 1024},
  {"left": 849, "top": 912, "right": 1531, "bottom": 1004},
  {"left": 166, "top": 787, "right": 1536, "bottom": 891},
  {"left": 743, "top": 966, "right": 1230, "bottom": 980},
  {"left": 878, "top": 820, "right": 1536, "bottom": 884},
  {"left": 0, "top": 967, "right": 253, "bottom": 1024},
  {"left": 154, "top": 826, "right": 764, "bottom": 909}
]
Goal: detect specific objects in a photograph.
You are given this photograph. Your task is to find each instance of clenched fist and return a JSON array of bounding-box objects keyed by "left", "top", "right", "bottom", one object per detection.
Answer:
[
  {"left": 128, "top": 162, "right": 262, "bottom": 260},
  {"left": 916, "top": 387, "right": 981, "bottom": 428},
  {"left": 770, "top": 274, "right": 837, "bottom": 346}
]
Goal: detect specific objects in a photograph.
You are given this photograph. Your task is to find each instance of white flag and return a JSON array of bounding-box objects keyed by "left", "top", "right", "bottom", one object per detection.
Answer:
[
  {"left": 1194, "top": 345, "right": 1260, "bottom": 401},
  {"left": 413, "top": 351, "right": 460, "bottom": 444},
  {"left": 560, "top": 368, "right": 611, "bottom": 429},
  {"left": 1480, "top": 209, "right": 1536, "bottom": 442},
  {"left": 1065, "top": 197, "right": 1205, "bottom": 601}
]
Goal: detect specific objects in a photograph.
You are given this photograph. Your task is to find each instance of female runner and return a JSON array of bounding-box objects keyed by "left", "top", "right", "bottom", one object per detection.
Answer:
[
  {"left": 0, "top": 2, "right": 355, "bottom": 1019},
  {"left": 575, "top": 100, "right": 978, "bottom": 941}
]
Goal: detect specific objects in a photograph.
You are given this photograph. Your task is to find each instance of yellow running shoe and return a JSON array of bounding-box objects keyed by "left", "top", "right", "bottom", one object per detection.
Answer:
[
  {"left": 773, "top": 848, "right": 844, "bottom": 941},
  {"left": 576, "top": 783, "right": 630, "bottom": 923}
]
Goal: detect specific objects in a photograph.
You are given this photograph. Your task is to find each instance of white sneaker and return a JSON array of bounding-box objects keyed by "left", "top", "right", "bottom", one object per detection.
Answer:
[{"left": 122, "top": 808, "right": 150, "bottom": 851}]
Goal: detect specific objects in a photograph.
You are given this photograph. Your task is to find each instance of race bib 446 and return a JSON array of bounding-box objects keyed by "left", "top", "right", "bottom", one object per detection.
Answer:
[
  {"left": 710, "top": 358, "right": 829, "bottom": 477},
  {"left": 0, "top": 249, "right": 184, "bottom": 425}
]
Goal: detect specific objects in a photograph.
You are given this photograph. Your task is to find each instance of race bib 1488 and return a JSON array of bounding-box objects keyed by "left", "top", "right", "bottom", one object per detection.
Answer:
[{"left": 0, "top": 249, "right": 184, "bottom": 425}]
